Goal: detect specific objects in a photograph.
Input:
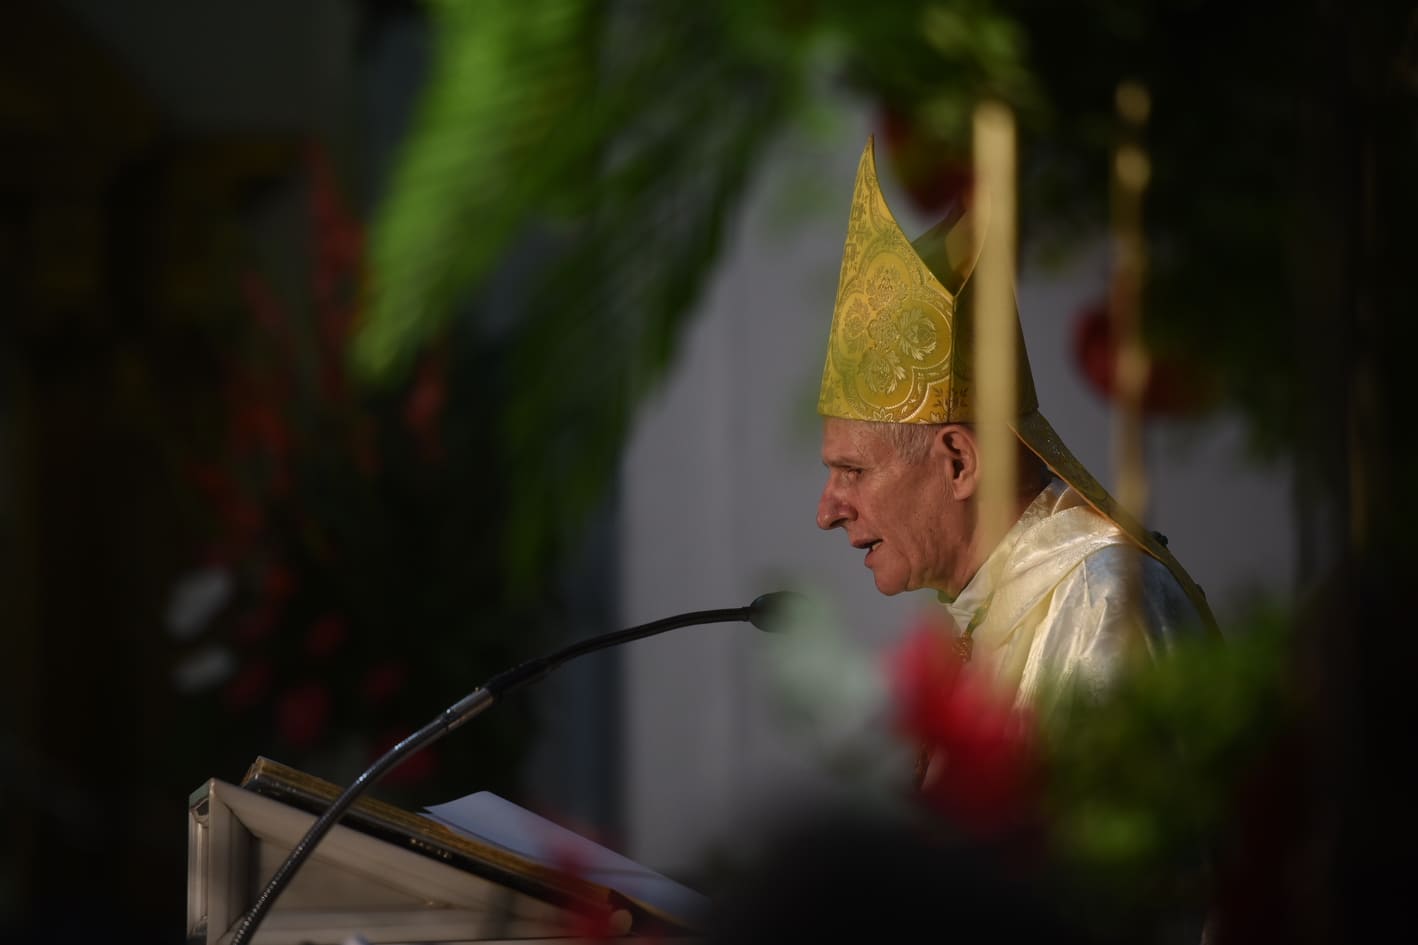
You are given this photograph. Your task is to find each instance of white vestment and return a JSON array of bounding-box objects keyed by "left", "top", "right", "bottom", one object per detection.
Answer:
[{"left": 940, "top": 479, "right": 1203, "bottom": 715}]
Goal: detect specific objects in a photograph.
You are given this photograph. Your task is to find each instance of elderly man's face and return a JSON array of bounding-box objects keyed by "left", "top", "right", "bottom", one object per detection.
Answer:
[{"left": 816, "top": 417, "right": 965, "bottom": 596}]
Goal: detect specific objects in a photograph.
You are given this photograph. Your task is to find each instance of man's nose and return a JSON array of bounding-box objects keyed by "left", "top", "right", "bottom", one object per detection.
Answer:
[{"left": 817, "top": 486, "right": 851, "bottom": 531}]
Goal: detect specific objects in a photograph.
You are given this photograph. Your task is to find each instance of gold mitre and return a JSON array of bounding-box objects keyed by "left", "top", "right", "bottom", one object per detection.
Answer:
[
  {"left": 817, "top": 137, "right": 1037, "bottom": 425},
  {"left": 818, "top": 138, "right": 1218, "bottom": 635}
]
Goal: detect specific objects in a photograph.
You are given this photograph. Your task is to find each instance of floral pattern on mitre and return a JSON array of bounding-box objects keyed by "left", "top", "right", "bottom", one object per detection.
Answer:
[
  {"left": 841, "top": 298, "right": 871, "bottom": 353},
  {"left": 819, "top": 139, "right": 960, "bottom": 424}
]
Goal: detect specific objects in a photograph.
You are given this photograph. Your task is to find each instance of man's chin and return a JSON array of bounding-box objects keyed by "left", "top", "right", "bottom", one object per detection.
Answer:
[{"left": 871, "top": 572, "right": 908, "bottom": 596}]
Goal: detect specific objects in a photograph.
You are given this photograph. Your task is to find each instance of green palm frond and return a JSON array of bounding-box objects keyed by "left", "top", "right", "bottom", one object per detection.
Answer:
[
  {"left": 499, "top": 43, "right": 792, "bottom": 584},
  {"left": 355, "top": 0, "right": 602, "bottom": 381}
]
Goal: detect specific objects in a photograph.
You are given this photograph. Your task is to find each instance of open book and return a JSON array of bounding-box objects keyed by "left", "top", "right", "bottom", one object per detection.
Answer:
[{"left": 424, "top": 792, "right": 708, "bottom": 926}]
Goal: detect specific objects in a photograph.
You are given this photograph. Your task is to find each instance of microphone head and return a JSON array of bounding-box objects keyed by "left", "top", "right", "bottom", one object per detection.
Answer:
[{"left": 747, "top": 591, "right": 808, "bottom": 633}]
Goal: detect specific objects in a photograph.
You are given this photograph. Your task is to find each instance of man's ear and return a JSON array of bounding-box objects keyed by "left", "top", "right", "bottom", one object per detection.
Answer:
[{"left": 934, "top": 425, "right": 980, "bottom": 499}]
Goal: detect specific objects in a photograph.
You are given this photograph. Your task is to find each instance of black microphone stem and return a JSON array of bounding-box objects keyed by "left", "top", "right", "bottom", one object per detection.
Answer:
[
  {"left": 481, "top": 606, "right": 751, "bottom": 701},
  {"left": 229, "top": 603, "right": 762, "bottom": 945}
]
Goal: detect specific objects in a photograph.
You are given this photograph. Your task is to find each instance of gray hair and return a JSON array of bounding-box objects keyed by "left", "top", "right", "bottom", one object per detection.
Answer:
[
  {"left": 868, "top": 420, "right": 1053, "bottom": 494},
  {"left": 871, "top": 421, "right": 939, "bottom": 465}
]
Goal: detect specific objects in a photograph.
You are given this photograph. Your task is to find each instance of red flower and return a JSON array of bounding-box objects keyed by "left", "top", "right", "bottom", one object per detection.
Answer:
[
  {"left": 1071, "top": 299, "right": 1212, "bottom": 415},
  {"left": 879, "top": 106, "right": 975, "bottom": 215},
  {"left": 887, "top": 621, "right": 1037, "bottom": 835},
  {"left": 305, "top": 613, "right": 348, "bottom": 660},
  {"left": 890, "top": 617, "right": 966, "bottom": 732},
  {"left": 548, "top": 843, "right": 625, "bottom": 939},
  {"left": 559, "top": 903, "right": 624, "bottom": 940},
  {"left": 275, "top": 681, "right": 333, "bottom": 750}
]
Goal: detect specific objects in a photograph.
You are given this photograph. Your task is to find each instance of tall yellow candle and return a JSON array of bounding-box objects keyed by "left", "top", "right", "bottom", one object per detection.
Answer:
[{"left": 972, "top": 102, "right": 1018, "bottom": 551}]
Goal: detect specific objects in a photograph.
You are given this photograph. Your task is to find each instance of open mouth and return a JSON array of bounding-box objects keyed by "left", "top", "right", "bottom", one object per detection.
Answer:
[{"left": 856, "top": 539, "right": 882, "bottom": 564}]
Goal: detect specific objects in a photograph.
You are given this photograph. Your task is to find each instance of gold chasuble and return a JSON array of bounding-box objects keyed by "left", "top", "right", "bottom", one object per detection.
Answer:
[{"left": 819, "top": 139, "right": 1218, "bottom": 711}]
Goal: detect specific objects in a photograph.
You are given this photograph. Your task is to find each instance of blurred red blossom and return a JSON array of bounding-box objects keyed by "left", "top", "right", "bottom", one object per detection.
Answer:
[
  {"left": 276, "top": 681, "right": 333, "bottom": 749},
  {"left": 558, "top": 901, "right": 623, "bottom": 939},
  {"left": 879, "top": 107, "right": 975, "bottom": 214},
  {"left": 1072, "top": 299, "right": 1212, "bottom": 415},
  {"left": 887, "top": 617, "right": 1038, "bottom": 836},
  {"left": 307, "top": 143, "right": 363, "bottom": 311},
  {"left": 549, "top": 844, "right": 625, "bottom": 940}
]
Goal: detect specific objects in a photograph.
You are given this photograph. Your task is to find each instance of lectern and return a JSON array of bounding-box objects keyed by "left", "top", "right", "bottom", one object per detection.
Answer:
[{"left": 187, "top": 759, "right": 701, "bottom": 944}]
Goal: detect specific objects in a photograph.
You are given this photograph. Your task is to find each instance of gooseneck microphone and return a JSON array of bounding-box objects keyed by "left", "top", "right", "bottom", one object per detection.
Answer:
[{"left": 229, "top": 592, "right": 801, "bottom": 945}]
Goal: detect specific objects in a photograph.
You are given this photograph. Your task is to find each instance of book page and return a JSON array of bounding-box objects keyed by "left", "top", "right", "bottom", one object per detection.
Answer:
[{"left": 424, "top": 792, "right": 709, "bottom": 926}]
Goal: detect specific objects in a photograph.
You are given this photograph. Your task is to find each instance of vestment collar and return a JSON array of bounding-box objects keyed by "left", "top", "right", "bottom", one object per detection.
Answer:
[{"left": 939, "top": 479, "right": 1067, "bottom": 627}]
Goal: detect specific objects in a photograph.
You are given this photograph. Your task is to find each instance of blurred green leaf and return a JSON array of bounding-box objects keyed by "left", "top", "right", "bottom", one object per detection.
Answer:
[
  {"left": 355, "top": 0, "right": 601, "bottom": 381},
  {"left": 1037, "top": 607, "right": 1295, "bottom": 913}
]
